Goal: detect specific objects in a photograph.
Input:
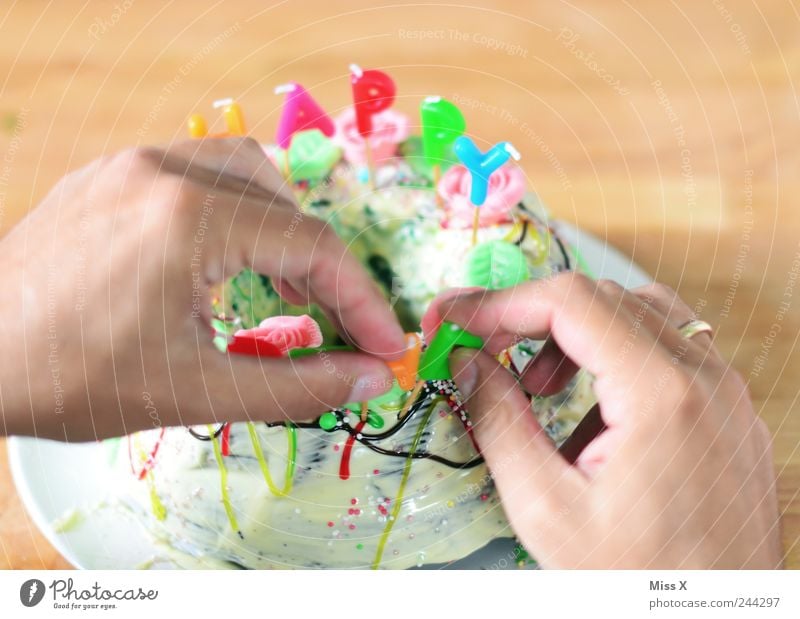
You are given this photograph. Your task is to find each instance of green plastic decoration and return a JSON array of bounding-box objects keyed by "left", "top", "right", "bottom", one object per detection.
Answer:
[
  {"left": 417, "top": 321, "right": 483, "bottom": 381},
  {"left": 465, "top": 240, "right": 530, "bottom": 290},
  {"left": 318, "top": 412, "right": 338, "bottom": 431},
  {"left": 281, "top": 129, "right": 341, "bottom": 184}
]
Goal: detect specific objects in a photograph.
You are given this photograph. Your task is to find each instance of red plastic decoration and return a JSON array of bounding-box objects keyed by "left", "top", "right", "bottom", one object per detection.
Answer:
[{"left": 226, "top": 333, "right": 283, "bottom": 357}]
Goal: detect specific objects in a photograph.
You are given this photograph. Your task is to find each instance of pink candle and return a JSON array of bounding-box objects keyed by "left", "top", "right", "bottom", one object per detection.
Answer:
[{"left": 274, "top": 82, "right": 334, "bottom": 149}]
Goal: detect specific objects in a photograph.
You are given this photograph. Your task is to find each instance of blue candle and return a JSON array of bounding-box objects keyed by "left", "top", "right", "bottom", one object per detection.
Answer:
[{"left": 454, "top": 136, "right": 521, "bottom": 205}]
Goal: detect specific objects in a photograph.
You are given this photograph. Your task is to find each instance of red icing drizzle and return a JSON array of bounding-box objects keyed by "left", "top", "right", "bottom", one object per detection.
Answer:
[
  {"left": 128, "top": 428, "right": 166, "bottom": 480},
  {"left": 221, "top": 423, "right": 232, "bottom": 456},
  {"left": 339, "top": 420, "right": 366, "bottom": 481},
  {"left": 439, "top": 386, "right": 480, "bottom": 452}
]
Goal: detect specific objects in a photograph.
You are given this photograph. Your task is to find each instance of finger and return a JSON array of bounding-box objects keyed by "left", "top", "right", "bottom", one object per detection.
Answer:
[
  {"left": 441, "top": 273, "right": 682, "bottom": 434},
  {"left": 449, "top": 349, "right": 585, "bottom": 536},
  {"left": 421, "top": 287, "right": 485, "bottom": 343},
  {"left": 196, "top": 348, "right": 395, "bottom": 424},
  {"left": 155, "top": 137, "right": 297, "bottom": 206},
  {"left": 631, "top": 283, "right": 717, "bottom": 350},
  {"left": 519, "top": 336, "right": 581, "bottom": 396},
  {"left": 614, "top": 282, "right": 715, "bottom": 365},
  {"left": 272, "top": 277, "right": 311, "bottom": 306},
  {"left": 426, "top": 289, "right": 579, "bottom": 394},
  {"left": 277, "top": 218, "right": 406, "bottom": 359},
  {"left": 194, "top": 192, "right": 405, "bottom": 360},
  {"left": 440, "top": 273, "right": 666, "bottom": 389}
]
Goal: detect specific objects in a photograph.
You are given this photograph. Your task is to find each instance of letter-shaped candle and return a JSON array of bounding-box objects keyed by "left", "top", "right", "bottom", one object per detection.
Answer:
[
  {"left": 453, "top": 136, "right": 521, "bottom": 206},
  {"left": 420, "top": 96, "right": 466, "bottom": 166},
  {"left": 274, "top": 82, "right": 335, "bottom": 149},
  {"left": 349, "top": 64, "right": 396, "bottom": 137}
]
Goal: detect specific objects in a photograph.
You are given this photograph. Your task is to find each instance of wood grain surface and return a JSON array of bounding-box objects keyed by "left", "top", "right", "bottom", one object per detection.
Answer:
[{"left": 0, "top": 0, "right": 798, "bottom": 569}]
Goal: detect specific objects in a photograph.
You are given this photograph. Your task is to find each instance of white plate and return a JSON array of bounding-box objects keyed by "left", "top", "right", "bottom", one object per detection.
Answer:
[{"left": 7, "top": 223, "right": 650, "bottom": 570}]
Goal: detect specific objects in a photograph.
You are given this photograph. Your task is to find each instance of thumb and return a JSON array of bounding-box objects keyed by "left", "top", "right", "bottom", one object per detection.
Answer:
[
  {"left": 449, "top": 349, "right": 584, "bottom": 531},
  {"left": 202, "top": 351, "right": 395, "bottom": 424}
]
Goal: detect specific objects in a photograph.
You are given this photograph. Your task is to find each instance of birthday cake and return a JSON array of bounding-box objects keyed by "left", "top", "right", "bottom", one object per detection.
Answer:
[{"left": 116, "top": 74, "right": 595, "bottom": 569}]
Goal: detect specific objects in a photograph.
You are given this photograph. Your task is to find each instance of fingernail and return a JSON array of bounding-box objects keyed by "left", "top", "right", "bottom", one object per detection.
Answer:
[
  {"left": 449, "top": 348, "right": 479, "bottom": 399},
  {"left": 348, "top": 369, "right": 394, "bottom": 402}
]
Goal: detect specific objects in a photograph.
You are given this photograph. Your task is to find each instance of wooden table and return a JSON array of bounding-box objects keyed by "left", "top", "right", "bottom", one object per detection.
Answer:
[{"left": 0, "top": 0, "right": 798, "bottom": 569}]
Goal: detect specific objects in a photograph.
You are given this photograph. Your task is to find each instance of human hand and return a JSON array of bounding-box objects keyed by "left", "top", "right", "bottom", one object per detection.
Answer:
[
  {"left": 0, "top": 138, "right": 404, "bottom": 441},
  {"left": 441, "top": 274, "right": 782, "bottom": 568}
]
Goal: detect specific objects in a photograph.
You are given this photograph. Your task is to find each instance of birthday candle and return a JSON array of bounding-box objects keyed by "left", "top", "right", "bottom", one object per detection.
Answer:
[
  {"left": 187, "top": 114, "right": 208, "bottom": 138},
  {"left": 274, "top": 82, "right": 335, "bottom": 149},
  {"left": 213, "top": 98, "right": 246, "bottom": 136},
  {"left": 453, "top": 136, "right": 521, "bottom": 205},
  {"left": 349, "top": 64, "right": 396, "bottom": 137},
  {"left": 420, "top": 96, "right": 465, "bottom": 167},
  {"left": 187, "top": 98, "right": 247, "bottom": 138},
  {"left": 454, "top": 136, "right": 521, "bottom": 245}
]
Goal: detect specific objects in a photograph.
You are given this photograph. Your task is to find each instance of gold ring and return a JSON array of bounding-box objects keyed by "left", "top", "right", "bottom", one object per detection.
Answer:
[{"left": 677, "top": 319, "right": 713, "bottom": 340}]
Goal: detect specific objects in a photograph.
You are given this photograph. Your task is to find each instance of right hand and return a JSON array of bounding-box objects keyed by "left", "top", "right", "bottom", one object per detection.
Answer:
[{"left": 440, "top": 273, "right": 782, "bottom": 568}]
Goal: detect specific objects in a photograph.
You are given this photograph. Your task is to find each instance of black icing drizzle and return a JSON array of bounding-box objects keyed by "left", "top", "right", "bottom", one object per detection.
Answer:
[{"left": 188, "top": 380, "right": 483, "bottom": 469}]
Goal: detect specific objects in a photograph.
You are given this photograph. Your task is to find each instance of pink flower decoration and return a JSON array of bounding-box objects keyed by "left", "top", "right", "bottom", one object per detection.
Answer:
[
  {"left": 438, "top": 163, "right": 526, "bottom": 228},
  {"left": 332, "top": 106, "right": 410, "bottom": 166},
  {"left": 233, "top": 315, "right": 323, "bottom": 355}
]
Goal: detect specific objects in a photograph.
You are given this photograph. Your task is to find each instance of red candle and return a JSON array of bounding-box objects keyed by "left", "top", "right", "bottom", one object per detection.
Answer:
[{"left": 349, "top": 64, "right": 396, "bottom": 137}]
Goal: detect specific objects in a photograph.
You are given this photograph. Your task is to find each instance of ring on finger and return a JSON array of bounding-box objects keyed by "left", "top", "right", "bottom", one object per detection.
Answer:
[{"left": 677, "top": 319, "right": 714, "bottom": 341}]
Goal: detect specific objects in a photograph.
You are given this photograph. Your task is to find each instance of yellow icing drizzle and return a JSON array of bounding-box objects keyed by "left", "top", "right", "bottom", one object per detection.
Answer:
[
  {"left": 246, "top": 422, "right": 297, "bottom": 497},
  {"left": 371, "top": 404, "right": 435, "bottom": 569},
  {"left": 147, "top": 471, "right": 167, "bottom": 521},
  {"left": 526, "top": 222, "right": 551, "bottom": 266},
  {"left": 207, "top": 424, "right": 241, "bottom": 537}
]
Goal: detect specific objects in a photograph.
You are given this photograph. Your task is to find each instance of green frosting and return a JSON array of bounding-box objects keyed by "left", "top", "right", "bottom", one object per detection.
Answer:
[
  {"left": 464, "top": 240, "right": 530, "bottom": 290},
  {"left": 280, "top": 129, "right": 341, "bottom": 184}
]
